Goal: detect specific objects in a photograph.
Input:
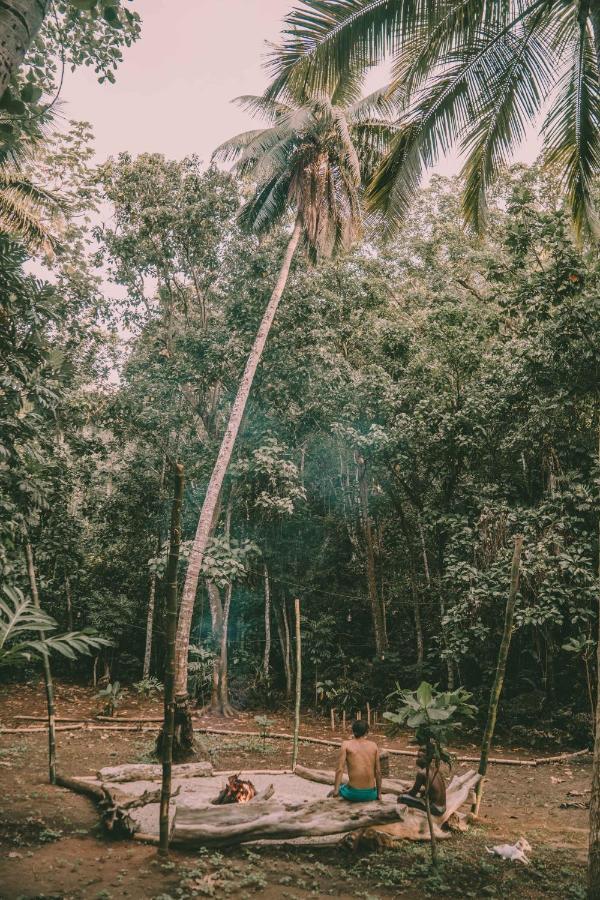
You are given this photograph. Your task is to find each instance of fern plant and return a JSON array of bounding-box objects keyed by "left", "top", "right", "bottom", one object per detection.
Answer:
[{"left": 0, "top": 585, "right": 110, "bottom": 669}]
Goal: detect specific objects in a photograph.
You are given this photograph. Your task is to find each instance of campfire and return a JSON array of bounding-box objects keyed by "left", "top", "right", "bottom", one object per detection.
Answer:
[{"left": 214, "top": 774, "right": 257, "bottom": 805}]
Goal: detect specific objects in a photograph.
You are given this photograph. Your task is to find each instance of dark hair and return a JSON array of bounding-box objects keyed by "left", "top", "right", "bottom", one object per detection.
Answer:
[{"left": 351, "top": 719, "right": 369, "bottom": 738}]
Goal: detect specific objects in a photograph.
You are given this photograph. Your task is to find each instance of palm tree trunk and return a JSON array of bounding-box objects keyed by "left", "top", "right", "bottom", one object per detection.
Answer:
[
  {"left": 292, "top": 597, "right": 301, "bottom": 769},
  {"left": 472, "top": 534, "right": 524, "bottom": 816},
  {"left": 159, "top": 463, "right": 184, "bottom": 855},
  {"left": 173, "top": 215, "right": 303, "bottom": 706},
  {"left": 263, "top": 562, "right": 271, "bottom": 677},
  {"left": 0, "top": 0, "right": 49, "bottom": 99},
  {"left": 588, "top": 419, "right": 600, "bottom": 898},
  {"left": 25, "top": 540, "right": 56, "bottom": 784}
]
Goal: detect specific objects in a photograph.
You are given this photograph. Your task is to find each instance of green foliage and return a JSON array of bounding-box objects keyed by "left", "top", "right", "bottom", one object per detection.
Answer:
[
  {"left": 0, "top": 585, "right": 110, "bottom": 669},
  {"left": 254, "top": 714, "right": 275, "bottom": 749},
  {"left": 384, "top": 681, "right": 477, "bottom": 765},
  {"left": 133, "top": 676, "right": 163, "bottom": 698}
]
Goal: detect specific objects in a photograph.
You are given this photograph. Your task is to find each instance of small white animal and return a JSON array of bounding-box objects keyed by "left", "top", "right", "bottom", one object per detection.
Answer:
[{"left": 486, "top": 837, "right": 532, "bottom": 864}]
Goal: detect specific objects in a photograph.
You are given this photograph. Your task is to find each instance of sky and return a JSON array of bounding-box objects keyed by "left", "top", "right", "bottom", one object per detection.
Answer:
[{"left": 57, "top": 0, "right": 543, "bottom": 173}]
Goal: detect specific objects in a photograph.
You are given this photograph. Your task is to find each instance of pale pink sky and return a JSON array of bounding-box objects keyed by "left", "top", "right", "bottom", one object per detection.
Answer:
[{"left": 58, "top": 0, "right": 541, "bottom": 174}]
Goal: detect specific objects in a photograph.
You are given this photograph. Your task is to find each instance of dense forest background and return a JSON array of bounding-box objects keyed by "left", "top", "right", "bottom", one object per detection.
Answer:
[{"left": 3, "top": 122, "right": 599, "bottom": 744}]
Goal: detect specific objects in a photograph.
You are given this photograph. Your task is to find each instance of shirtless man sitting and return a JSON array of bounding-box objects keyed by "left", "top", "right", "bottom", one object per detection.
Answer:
[
  {"left": 399, "top": 747, "right": 446, "bottom": 817},
  {"left": 331, "top": 720, "right": 382, "bottom": 802}
]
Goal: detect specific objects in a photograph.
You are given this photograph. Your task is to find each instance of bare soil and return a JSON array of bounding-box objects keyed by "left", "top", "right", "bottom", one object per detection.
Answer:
[{"left": 0, "top": 680, "right": 589, "bottom": 899}]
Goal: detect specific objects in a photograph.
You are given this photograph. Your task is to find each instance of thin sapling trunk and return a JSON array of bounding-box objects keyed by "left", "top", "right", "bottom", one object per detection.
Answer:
[
  {"left": 263, "top": 562, "right": 271, "bottom": 678},
  {"left": 292, "top": 597, "right": 301, "bottom": 770},
  {"left": 25, "top": 541, "right": 56, "bottom": 785},
  {"left": 472, "top": 534, "right": 524, "bottom": 816}
]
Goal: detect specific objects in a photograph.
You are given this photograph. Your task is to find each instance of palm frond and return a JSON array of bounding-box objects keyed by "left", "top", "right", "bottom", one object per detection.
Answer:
[
  {"left": 460, "top": 14, "right": 557, "bottom": 231},
  {"left": 542, "top": 18, "right": 600, "bottom": 237},
  {"left": 267, "top": 0, "right": 438, "bottom": 99}
]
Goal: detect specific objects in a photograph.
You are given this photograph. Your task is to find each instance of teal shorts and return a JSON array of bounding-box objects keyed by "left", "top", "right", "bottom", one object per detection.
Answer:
[{"left": 339, "top": 783, "right": 378, "bottom": 802}]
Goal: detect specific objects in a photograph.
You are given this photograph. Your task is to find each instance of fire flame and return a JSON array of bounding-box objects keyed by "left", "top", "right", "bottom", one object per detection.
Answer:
[{"left": 215, "top": 774, "right": 257, "bottom": 805}]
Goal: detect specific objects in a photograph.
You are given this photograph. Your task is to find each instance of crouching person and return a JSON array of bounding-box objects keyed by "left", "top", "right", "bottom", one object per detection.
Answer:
[
  {"left": 331, "top": 720, "right": 382, "bottom": 802},
  {"left": 399, "top": 747, "right": 446, "bottom": 817}
]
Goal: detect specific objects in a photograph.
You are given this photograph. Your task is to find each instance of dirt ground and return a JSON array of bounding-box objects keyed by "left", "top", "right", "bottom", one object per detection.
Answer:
[{"left": 0, "top": 680, "right": 590, "bottom": 899}]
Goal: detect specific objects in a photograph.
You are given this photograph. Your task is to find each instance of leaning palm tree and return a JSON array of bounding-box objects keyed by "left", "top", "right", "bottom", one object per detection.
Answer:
[
  {"left": 270, "top": 0, "right": 600, "bottom": 237},
  {"left": 171, "top": 79, "right": 398, "bottom": 746}
]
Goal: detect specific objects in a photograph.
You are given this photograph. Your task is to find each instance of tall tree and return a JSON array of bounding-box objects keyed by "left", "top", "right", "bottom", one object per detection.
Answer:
[
  {"left": 272, "top": 0, "right": 600, "bottom": 236},
  {"left": 172, "top": 80, "right": 399, "bottom": 724}
]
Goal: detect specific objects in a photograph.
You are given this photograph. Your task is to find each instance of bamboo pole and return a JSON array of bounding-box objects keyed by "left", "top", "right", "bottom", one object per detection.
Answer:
[
  {"left": 292, "top": 598, "right": 301, "bottom": 770},
  {"left": 159, "top": 463, "right": 184, "bottom": 855},
  {"left": 472, "top": 534, "right": 524, "bottom": 815},
  {"left": 25, "top": 541, "right": 56, "bottom": 785}
]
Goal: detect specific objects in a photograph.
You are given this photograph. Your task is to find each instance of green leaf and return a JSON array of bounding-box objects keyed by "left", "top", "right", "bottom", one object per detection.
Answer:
[
  {"left": 416, "top": 681, "right": 433, "bottom": 708},
  {"left": 70, "top": 0, "right": 98, "bottom": 9},
  {"left": 102, "top": 6, "right": 122, "bottom": 27},
  {"left": 21, "top": 84, "right": 43, "bottom": 104}
]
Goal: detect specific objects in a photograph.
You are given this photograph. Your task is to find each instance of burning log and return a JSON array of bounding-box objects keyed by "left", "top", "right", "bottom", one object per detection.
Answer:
[{"left": 213, "top": 774, "right": 257, "bottom": 805}]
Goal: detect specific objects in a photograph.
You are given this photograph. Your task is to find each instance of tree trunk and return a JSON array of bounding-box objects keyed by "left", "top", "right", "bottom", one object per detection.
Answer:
[
  {"left": 0, "top": 0, "right": 49, "bottom": 99},
  {"left": 25, "top": 540, "right": 55, "bottom": 784},
  {"left": 588, "top": 420, "right": 600, "bottom": 899},
  {"left": 410, "top": 572, "right": 424, "bottom": 678},
  {"left": 292, "top": 597, "right": 301, "bottom": 769},
  {"left": 143, "top": 572, "right": 157, "bottom": 680},
  {"left": 263, "top": 562, "right": 271, "bottom": 678},
  {"left": 173, "top": 216, "right": 303, "bottom": 711},
  {"left": 218, "top": 582, "right": 234, "bottom": 715},
  {"left": 159, "top": 463, "right": 184, "bottom": 854},
  {"left": 276, "top": 601, "right": 292, "bottom": 699},
  {"left": 424, "top": 764, "right": 438, "bottom": 867},
  {"left": 207, "top": 580, "right": 224, "bottom": 711},
  {"left": 472, "top": 534, "right": 524, "bottom": 816},
  {"left": 65, "top": 575, "right": 73, "bottom": 632},
  {"left": 144, "top": 455, "right": 167, "bottom": 680},
  {"left": 356, "top": 455, "right": 387, "bottom": 657}
]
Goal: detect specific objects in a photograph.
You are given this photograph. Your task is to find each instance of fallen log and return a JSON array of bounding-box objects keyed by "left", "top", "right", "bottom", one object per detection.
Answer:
[
  {"left": 360, "top": 770, "right": 481, "bottom": 845},
  {"left": 294, "top": 764, "right": 411, "bottom": 796},
  {"left": 171, "top": 796, "right": 404, "bottom": 847},
  {"left": 55, "top": 773, "right": 105, "bottom": 802},
  {"left": 5, "top": 722, "right": 590, "bottom": 768},
  {"left": 0, "top": 724, "right": 86, "bottom": 735},
  {"left": 98, "top": 762, "right": 213, "bottom": 782}
]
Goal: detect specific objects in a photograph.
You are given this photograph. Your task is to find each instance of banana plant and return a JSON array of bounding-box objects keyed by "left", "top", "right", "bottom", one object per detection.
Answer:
[{"left": 0, "top": 584, "right": 110, "bottom": 669}]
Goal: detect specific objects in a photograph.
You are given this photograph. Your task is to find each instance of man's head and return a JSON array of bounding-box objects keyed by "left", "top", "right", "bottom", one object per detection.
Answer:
[{"left": 351, "top": 719, "right": 369, "bottom": 739}]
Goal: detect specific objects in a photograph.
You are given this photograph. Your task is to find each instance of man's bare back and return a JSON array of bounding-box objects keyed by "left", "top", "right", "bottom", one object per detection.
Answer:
[
  {"left": 333, "top": 721, "right": 382, "bottom": 800},
  {"left": 343, "top": 738, "right": 379, "bottom": 789}
]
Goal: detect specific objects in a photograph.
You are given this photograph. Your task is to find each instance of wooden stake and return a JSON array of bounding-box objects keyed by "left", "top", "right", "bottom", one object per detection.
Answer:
[
  {"left": 330, "top": 708, "right": 335, "bottom": 731},
  {"left": 25, "top": 541, "right": 56, "bottom": 785},
  {"left": 342, "top": 710, "right": 346, "bottom": 732},
  {"left": 472, "top": 534, "right": 524, "bottom": 816},
  {"left": 366, "top": 703, "right": 371, "bottom": 726},
  {"left": 292, "top": 597, "right": 301, "bottom": 770},
  {"left": 159, "top": 463, "right": 184, "bottom": 856}
]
